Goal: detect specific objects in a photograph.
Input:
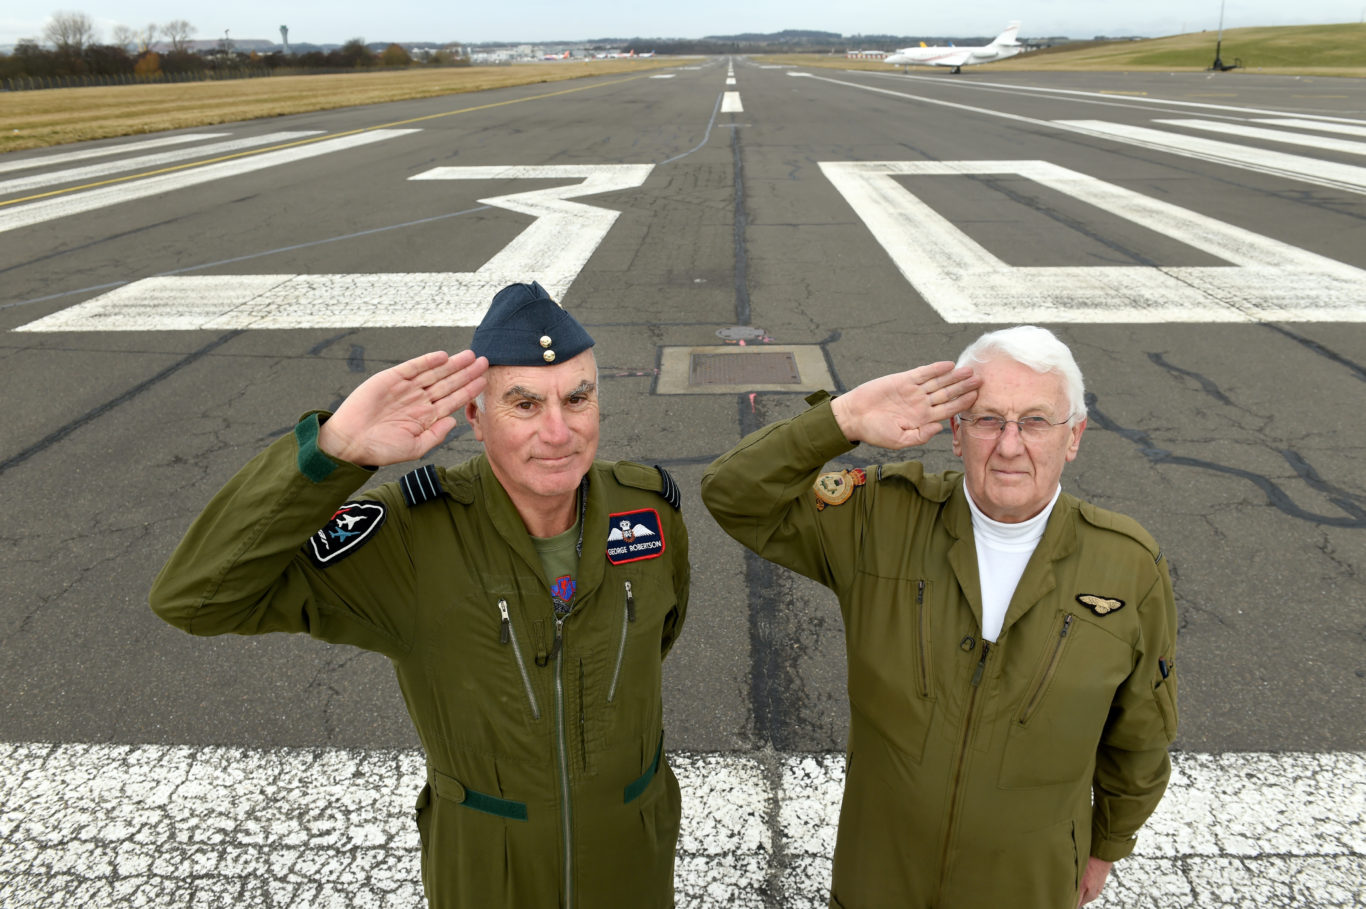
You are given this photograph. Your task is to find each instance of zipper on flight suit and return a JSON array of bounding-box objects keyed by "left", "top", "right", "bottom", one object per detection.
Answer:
[
  {"left": 607, "top": 580, "right": 636, "bottom": 703},
  {"left": 937, "top": 640, "right": 992, "bottom": 893},
  {"left": 553, "top": 615, "right": 575, "bottom": 908},
  {"left": 916, "top": 580, "right": 932, "bottom": 698},
  {"left": 497, "top": 599, "right": 540, "bottom": 720},
  {"left": 1018, "top": 614, "right": 1074, "bottom": 725}
]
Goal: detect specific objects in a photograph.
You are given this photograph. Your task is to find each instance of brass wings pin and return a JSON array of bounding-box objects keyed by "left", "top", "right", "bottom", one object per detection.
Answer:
[{"left": 1076, "top": 594, "right": 1125, "bottom": 616}]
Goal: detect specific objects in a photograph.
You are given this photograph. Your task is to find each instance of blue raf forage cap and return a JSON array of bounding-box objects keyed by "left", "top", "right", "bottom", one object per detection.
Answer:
[{"left": 471, "top": 282, "right": 595, "bottom": 367}]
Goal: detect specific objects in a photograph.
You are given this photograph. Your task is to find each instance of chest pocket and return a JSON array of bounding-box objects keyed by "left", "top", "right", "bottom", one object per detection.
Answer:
[
  {"left": 998, "top": 613, "right": 1133, "bottom": 789},
  {"left": 844, "top": 572, "right": 938, "bottom": 764}
]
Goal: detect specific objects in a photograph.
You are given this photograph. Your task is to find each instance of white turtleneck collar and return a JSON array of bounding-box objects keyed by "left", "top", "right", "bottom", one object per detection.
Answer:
[{"left": 964, "top": 483, "right": 1062, "bottom": 642}]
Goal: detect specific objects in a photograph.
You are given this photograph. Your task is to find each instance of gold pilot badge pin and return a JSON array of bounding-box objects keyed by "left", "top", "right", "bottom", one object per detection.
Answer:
[
  {"left": 1076, "top": 594, "right": 1125, "bottom": 616},
  {"left": 813, "top": 468, "right": 866, "bottom": 510}
]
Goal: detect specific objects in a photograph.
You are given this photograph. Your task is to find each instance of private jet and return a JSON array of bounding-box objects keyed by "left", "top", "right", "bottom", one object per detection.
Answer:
[{"left": 885, "top": 22, "right": 1023, "bottom": 73}]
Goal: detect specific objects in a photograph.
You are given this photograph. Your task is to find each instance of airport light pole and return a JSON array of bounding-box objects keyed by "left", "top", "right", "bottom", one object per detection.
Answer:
[{"left": 1210, "top": 0, "right": 1231, "bottom": 71}]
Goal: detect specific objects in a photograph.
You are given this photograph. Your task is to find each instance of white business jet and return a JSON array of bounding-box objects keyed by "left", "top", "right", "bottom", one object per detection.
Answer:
[{"left": 885, "top": 22, "right": 1023, "bottom": 73}]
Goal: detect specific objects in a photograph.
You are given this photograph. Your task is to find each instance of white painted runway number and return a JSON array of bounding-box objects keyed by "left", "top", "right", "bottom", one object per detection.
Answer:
[
  {"left": 820, "top": 159, "right": 1366, "bottom": 323},
  {"left": 19, "top": 165, "right": 653, "bottom": 332}
]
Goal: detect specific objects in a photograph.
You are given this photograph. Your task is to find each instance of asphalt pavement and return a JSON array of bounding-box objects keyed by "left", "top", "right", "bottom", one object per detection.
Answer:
[{"left": 1, "top": 57, "right": 1363, "bottom": 907}]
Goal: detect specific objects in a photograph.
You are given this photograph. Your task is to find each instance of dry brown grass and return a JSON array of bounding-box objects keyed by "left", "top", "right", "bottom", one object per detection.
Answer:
[{"left": 3, "top": 58, "right": 686, "bottom": 153}]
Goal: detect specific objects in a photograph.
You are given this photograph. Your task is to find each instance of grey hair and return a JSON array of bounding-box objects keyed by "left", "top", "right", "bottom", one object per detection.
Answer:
[{"left": 956, "top": 326, "right": 1087, "bottom": 423}]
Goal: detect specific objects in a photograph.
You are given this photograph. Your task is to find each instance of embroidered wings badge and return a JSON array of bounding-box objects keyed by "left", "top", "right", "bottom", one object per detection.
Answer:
[{"left": 1076, "top": 594, "right": 1125, "bottom": 616}]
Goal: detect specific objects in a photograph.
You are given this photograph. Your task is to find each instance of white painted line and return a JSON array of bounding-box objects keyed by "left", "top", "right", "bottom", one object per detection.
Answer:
[
  {"left": 1253, "top": 118, "right": 1366, "bottom": 138},
  {"left": 0, "top": 130, "right": 421, "bottom": 235},
  {"left": 0, "top": 743, "right": 1361, "bottom": 908},
  {"left": 727, "top": 77, "right": 737, "bottom": 85},
  {"left": 0, "top": 133, "right": 231, "bottom": 175},
  {"left": 1153, "top": 119, "right": 1366, "bottom": 157},
  {"left": 722, "top": 92, "right": 744, "bottom": 113},
  {"left": 1054, "top": 120, "right": 1366, "bottom": 195},
  {"left": 873, "top": 70, "right": 1366, "bottom": 126},
  {"left": 651, "top": 74, "right": 676, "bottom": 79},
  {"left": 820, "top": 159, "right": 1366, "bottom": 323},
  {"left": 19, "top": 165, "right": 654, "bottom": 331},
  {"left": 785, "top": 71, "right": 1366, "bottom": 196},
  {"left": 0, "top": 132, "right": 324, "bottom": 196}
]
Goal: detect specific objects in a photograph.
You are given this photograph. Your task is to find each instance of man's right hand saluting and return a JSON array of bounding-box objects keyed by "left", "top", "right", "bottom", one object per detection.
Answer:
[
  {"left": 318, "top": 350, "right": 489, "bottom": 467},
  {"left": 830, "top": 361, "right": 981, "bottom": 449}
]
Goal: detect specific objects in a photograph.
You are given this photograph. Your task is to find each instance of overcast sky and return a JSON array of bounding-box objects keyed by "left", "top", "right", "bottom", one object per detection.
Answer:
[{"left": 4, "top": 1, "right": 1364, "bottom": 48}]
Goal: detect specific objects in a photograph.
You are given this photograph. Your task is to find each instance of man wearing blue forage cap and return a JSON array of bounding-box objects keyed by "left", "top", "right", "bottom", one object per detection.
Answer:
[{"left": 151, "top": 282, "right": 689, "bottom": 908}]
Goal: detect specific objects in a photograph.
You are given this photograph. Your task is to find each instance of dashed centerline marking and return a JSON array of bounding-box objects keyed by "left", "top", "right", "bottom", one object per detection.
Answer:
[
  {"left": 0, "top": 743, "right": 1361, "bottom": 908},
  {"left": 722, "top": 92, "right": 744, "bottom": 113}
]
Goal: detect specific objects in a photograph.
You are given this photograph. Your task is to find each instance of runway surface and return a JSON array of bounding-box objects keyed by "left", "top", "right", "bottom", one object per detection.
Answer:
[{"left": 2, "top": 58, "right": 1364, "bottom": 906}]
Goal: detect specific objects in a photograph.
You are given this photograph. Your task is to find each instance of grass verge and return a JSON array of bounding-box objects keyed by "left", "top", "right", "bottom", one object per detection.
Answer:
[
  {"left": 757, "top": 23, "right": 1366, "bottom": 78},
  {"left": 2, "top": 58, "right": 685, "bottom": 153}
]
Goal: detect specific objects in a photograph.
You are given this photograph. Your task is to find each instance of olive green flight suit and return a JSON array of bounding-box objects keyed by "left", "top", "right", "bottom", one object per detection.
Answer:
[
  {"left": 150, "top": 414, "right": 689, "bottom": 909},
  {"left": 700, "top": 399, "right": 1177, "bottom": 909}
]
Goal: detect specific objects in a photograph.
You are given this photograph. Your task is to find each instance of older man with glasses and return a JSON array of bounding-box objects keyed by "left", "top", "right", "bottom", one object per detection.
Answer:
[{"left": 702, "top": 325, "right": 1177, "bottom": 909}]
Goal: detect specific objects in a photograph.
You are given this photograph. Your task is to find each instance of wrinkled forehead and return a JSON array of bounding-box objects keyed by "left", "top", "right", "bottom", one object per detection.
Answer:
[
  {"left": 973, "top": 356, "right": 1067, "bottom": 413},
  {"left": 487, "top": 349, "right": 598, "bottom": 399}
]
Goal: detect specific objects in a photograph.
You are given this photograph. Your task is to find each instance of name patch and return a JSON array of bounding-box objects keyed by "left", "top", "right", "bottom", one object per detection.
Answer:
[
  {"left": 606, "top": 508, "right": 665, "bottom": 564},
  {"left": 306, "top": 501, "right": 386, "bottom": 567}
]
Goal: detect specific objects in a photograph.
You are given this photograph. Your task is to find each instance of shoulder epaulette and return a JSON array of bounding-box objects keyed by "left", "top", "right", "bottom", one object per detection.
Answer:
[
  {"left": 1078, "top": 500, "right": 1162, "bottom": 562},
  {"left": 879, "top": 461, "right": 957, "bottom": 502},
  {"left": 655, "top": 465, "right": 681, "bottom": 511},
  {"left": 399, "top": 464, "right": 443, "bottom": 507},
  {"left": 612, "top": 461, "right": 681, "bottom": 511}
]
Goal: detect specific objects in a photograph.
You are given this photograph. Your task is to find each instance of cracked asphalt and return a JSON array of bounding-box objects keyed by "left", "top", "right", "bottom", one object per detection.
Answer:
[{"left": 1, "top": 59, "right": 1363, "bottom": 906}]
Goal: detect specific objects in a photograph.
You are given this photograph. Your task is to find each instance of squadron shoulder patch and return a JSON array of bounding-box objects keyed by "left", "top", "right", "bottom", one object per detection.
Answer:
[
  {"left": 606, "top": 508, "right": 666, "bottom": 565},
  {"left": 813, "top": 468, "right": 866, "bottom": 510},
  {"left": 1076, "top": 594, "right": 1125, "bottom": 616},
  {"left": 306, "top": 501, "right": 386, "bottom": 567}
]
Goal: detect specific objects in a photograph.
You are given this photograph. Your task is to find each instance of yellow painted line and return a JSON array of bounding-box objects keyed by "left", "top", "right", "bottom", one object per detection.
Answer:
[
  {"left": 0, "top": 76, "right": 645, "bottom": 209},
  {"left": 1293, "top": 94, "right": 1348, "bottom": 99},
  {"left": 1098, "top": 90, "right": 1148, "bottom": 96}
]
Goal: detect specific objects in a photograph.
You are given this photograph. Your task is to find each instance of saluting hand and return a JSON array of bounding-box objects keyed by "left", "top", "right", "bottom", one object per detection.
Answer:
[
  {"left": 830, "top": 361, "right": 980, "bottom": 449},
  {"left": 318, "top": 350, "right": 489, "bottom": 467}
]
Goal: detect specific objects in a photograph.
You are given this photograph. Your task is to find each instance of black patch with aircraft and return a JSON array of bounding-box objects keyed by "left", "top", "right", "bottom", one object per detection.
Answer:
[{"left": 305, "top": 501, "right": 386, "bottom": 567}]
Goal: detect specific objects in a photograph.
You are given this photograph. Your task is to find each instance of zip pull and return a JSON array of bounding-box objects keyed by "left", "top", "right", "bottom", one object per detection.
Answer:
[
  {"left": 1060, "top": 614, "right": 1074, "bottom": 638},
  {"left": 971, "top": 641, "right": 992, "bottom": 688},
  {"left": 548, "top": 615, "right": 565, "bottom": 661},
  {"left": 624, "top": 580, "right": 636, "bottom": 622},
  {"left": 916, "top": 580, "right": 925, "bottom": 604},
  {"left": 497, "top": 599, "right": 511, "bottom": 645}
]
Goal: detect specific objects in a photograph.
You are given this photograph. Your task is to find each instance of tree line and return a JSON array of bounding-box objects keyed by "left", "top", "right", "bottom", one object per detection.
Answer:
[{"left": 2, "top": 11, "right": 468, "bottom": 84}]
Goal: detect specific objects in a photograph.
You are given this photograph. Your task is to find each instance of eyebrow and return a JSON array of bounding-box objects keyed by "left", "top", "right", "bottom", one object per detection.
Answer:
[
  {"left": 500, "top": 385, "right": 545, "bottom": 403},
  {"left": 499, "top": 380, "right": 596, "bottom": 403},
  {"left": 567, "top": 380, "right": 597, "bottom": 398}
]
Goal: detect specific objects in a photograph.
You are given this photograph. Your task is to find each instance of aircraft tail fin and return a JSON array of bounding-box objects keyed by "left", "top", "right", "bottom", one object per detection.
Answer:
[{"left": 990, "top": 22, "right": 1021, "bottom": 46}]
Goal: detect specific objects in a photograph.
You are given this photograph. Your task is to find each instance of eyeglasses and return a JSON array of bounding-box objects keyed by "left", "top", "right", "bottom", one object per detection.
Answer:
[{"left": 957, "top": 414, "right": 1071, "bottom": 440}]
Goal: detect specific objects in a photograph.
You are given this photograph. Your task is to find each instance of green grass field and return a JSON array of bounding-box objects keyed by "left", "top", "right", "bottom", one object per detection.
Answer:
[{"left": 761, "top": 22, "right": 1366, "bottom": 77}]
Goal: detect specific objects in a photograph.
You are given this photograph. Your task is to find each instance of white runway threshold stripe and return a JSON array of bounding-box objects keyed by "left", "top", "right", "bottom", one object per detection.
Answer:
[
  {"left": 0, "top": 130, "right": 420, "bottom": 235},
  {"left": 1, "top": 744, "right": 1362, "bottom": 908}
]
